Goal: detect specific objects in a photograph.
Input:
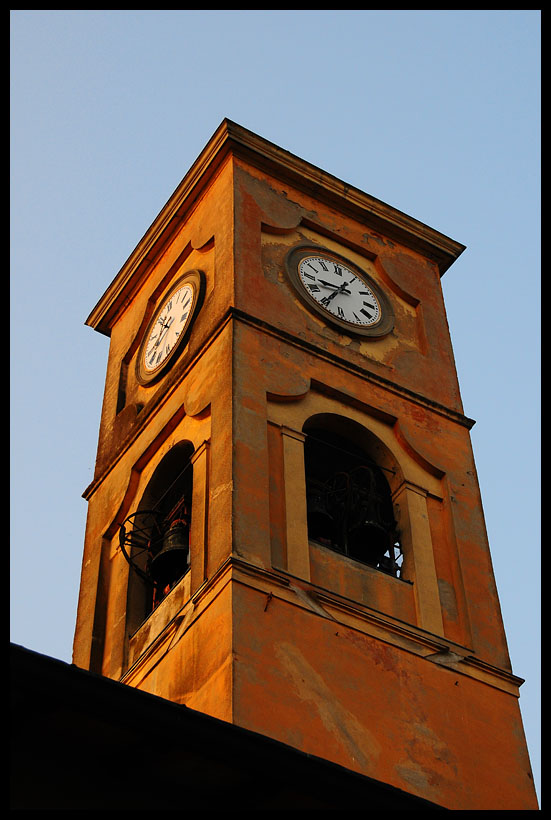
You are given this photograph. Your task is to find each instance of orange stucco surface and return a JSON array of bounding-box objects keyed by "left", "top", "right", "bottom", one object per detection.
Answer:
[{"left": 231, "top": 581, "right": 536, "bottom": 811}]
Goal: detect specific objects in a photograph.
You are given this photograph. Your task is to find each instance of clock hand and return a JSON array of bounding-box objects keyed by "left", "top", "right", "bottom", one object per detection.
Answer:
[
  {"left": 151, "top": 316, "right": 174, "bottom": 351},
  {"left": 320, "top": 290, "right": 341, "bottom": 306},
  {"left": 159, "top": 316, "right": 174, "bottom": 340},
  {"left": 317, "top": 279, "right": 352, "bottom": 292},
  {"left": 320, "top": 278, "right": 355, "bottom": 305}
]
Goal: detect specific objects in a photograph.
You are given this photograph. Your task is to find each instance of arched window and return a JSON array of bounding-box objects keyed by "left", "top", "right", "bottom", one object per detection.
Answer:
[
  {"left": 303, "top": 423, "right": 402, "bottom": 577},
  {"left": 122, "top": 442, "right": 194, "bottom": 632}
]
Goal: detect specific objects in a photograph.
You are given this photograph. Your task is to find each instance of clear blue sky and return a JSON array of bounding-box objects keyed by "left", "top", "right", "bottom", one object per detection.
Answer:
[{"left": 10, "top": 10, "right": 540, "bottom": 802}]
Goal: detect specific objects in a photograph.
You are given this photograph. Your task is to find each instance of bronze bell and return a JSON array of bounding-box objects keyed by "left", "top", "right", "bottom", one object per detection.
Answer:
[{"left": 149, "top": 518, "right": 189, "bottom": 587}]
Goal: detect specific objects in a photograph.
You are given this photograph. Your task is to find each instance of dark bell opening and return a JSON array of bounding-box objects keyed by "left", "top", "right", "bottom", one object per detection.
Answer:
[
  {"left": 304, "top": 427, "right": 401, "bottom": 576},
  {"left": 347, "top": 520, "right": 391, "bottom": 566},
  {"left": 306, "top": 482, "right": 338, "bottom": 547}
]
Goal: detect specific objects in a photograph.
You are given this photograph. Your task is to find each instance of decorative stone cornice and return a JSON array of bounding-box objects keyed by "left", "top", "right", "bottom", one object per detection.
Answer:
[
  {"left": 85, "top": 119, "right": 465, "bottom": 337},
  {"left": 122, "top": 554, "right": 524, "bottom": 698},
  {"left": 230, "top": 556, "right": 525, "bottom": 697}
]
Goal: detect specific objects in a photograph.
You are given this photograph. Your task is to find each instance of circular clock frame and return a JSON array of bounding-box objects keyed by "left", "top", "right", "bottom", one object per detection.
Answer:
[
  {"left": 284, "top": 244, "right": 394, "bottom": 338},
  {"left": 136, "top": 269, "right": 205, "bottom": 385}
]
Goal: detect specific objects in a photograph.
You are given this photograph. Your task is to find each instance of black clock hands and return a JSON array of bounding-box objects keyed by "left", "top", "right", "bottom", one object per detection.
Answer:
[
  {"left": 317, "top": 278, "right": 351, "bottom": 292},
  {"left": 320, "top": 278, "right": 355, "bottom": 306},
  {"left": 151, "top": 315, "right": 173, "bottom": 350}
]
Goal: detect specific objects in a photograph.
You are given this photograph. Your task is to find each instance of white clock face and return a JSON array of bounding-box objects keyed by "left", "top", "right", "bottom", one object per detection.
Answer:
[
  {"left": 143, "top": 282, "right": 195, "bottom": 374},
  {"left": 298, "top": 256, "right": 382, "bottom": 328}
]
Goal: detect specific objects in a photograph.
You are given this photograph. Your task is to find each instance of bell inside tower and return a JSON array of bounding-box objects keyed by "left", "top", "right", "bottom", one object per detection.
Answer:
[
  {"left": 121, "top": 442, "right": 194, "bottom": 632},
  {"left": 304, "top": 425, "right": 402, "bottom": 577}
]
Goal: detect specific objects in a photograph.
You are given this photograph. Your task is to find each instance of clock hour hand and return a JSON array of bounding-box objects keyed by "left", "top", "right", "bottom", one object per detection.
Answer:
[
  {"left": 151, "top": 316, "right": 173, "bottom": 350},
  {"left": 159, "top": 316, "right": 173, "bottom": 339},
  {"left": 317, "top": 278, "right": 351, "bottom": 292}
]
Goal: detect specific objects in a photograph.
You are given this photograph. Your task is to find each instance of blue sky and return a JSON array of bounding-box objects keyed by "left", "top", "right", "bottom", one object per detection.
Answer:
[{"left": 11, "top": 10, "right": 540, "bottom": 802}]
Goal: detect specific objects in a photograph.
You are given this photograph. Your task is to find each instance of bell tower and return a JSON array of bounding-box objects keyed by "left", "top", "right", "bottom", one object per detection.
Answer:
[{"left": 73, "top": 120, "right": 537, "bottom": 810}]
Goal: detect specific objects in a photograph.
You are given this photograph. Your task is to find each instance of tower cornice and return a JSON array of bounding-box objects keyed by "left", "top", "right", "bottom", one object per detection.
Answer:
[{"left": 85, "top": 118, "right": 465, "bottom": 336}]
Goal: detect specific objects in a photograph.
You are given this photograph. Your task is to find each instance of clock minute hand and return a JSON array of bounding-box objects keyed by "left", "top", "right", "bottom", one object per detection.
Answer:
[
  {"left": 320, "top": 278, "right": 355, "bottom": 305},
  {"left": 152, "top": 316, "right": 174, "bottom": 349},
  {"left": 159, "top": 316, "right": 173, "bottom": 338}
]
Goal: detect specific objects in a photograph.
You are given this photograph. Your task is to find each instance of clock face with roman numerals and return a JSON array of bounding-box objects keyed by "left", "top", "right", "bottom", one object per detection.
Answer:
[
  {"left": 286, "top": 247, "right": 394, "bottom": 338},
  {"left": 299, "top": 255, "right": 381, "bottom": 327},
  {"left": 136, "top": 270, "right": 204, "bottom": 384}
]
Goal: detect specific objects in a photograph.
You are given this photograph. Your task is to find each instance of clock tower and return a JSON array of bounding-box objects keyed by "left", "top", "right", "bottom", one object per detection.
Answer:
[{"left": 73, "top": 120, "right": 537, "bottom": 810}]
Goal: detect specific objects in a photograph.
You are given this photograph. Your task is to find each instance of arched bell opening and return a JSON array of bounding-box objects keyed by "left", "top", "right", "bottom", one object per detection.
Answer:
[
  {"left": 303, "top": 418, "right": 403, "bottom": 578},
  {"left": 122, "top": 442, "right": 194, "bottom": 634}
]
